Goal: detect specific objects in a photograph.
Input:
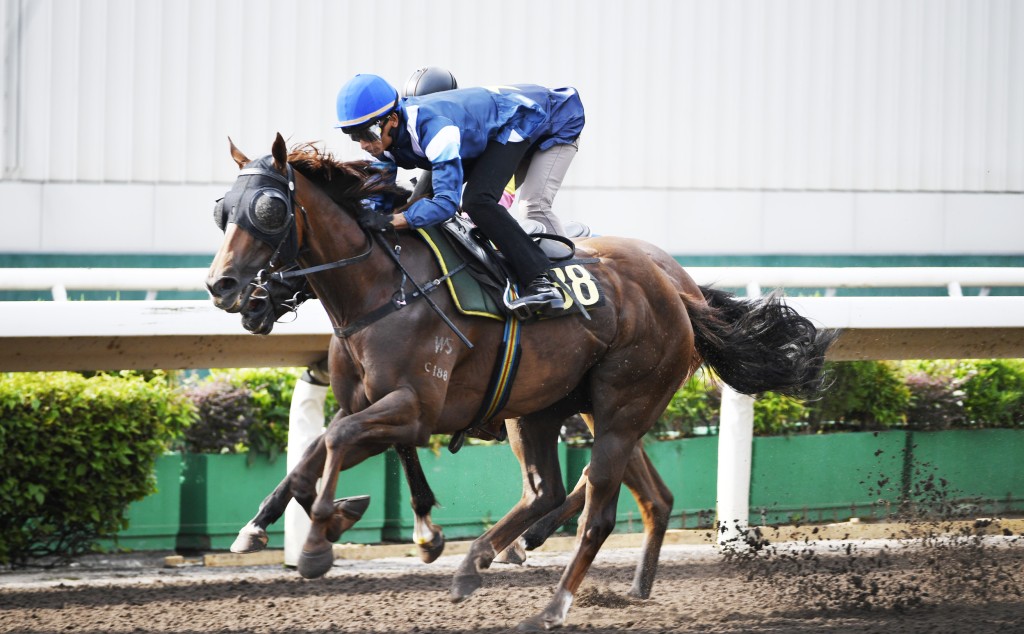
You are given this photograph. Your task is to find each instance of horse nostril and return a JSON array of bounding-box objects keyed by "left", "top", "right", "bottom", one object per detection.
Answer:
[{"left": 207, "top": 276, "right": 239, "bottom": 298}]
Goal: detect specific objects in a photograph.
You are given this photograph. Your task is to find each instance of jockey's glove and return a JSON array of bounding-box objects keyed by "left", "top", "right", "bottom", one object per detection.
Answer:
[{"left": 357, "top": 200, "right": 394, "bottom": 232}]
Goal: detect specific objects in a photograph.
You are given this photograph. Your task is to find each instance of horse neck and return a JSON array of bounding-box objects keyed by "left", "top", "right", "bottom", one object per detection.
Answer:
[{"left": 293, "top": 182, "right": 396, "bottom": 327}]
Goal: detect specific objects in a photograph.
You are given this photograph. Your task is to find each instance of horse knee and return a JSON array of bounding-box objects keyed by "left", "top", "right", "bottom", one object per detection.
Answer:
[
  {"left": 582, "top": 513, "right": 616, "bottom": 545},
  {"left": 287, "top": 469, "right": 320, "bottom": 507},
  {"left": 324, "top": 423, "right": 352, "bottom": 452}
]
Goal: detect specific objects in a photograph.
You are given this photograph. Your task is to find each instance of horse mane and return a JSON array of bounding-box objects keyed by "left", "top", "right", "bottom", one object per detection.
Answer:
[{"left": 286, "top": 143, "right": 410, "bottom": 208}]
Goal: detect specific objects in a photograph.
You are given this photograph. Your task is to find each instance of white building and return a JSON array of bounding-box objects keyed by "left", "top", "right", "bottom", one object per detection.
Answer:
[{"left": 1, "top": 0, "right": 1021, "bottom": 266}]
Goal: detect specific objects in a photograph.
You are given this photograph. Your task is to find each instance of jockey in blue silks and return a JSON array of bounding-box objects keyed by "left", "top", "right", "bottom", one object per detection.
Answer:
[{"left": 336, "top": 73, "right": 585, "bottom": 313}]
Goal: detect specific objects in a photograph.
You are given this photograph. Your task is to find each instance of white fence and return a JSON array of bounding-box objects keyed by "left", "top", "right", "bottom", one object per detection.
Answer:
[
  {"left": 2, "top": 266, "right": 1023, "bottom": 551},
  {"left": 3, "top": 266, "right": 1023, "bottom": 369}
]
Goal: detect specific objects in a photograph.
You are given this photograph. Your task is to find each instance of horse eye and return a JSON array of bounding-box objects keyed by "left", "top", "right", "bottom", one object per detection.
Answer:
[
  {"left": 253, "top": 194, "right": 288, "bottom": 232},
  {"left": 213, "top": 198, "right": 227, "bottom": 231}
]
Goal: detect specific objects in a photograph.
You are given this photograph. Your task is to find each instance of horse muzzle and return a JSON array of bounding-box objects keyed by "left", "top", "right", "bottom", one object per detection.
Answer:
[
  {"left": 240, "top": 287, "right": 276, "bottom": 335},
  {"left": 206, "top": 273, "right": 252, "bottom": 313}
]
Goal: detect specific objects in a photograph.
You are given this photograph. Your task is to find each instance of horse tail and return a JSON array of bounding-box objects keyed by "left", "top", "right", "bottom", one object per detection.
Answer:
[{"left": 685, "top": 286, "right": 839, "bottom": 400}]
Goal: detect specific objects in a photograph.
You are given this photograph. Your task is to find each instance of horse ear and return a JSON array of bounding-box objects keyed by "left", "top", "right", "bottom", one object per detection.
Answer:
[
  {"left": 229, "top": 137, "right": 249, "bottom": 169},
  {"left": 272, "top": 133, "right": 288, "bottom": 173}
]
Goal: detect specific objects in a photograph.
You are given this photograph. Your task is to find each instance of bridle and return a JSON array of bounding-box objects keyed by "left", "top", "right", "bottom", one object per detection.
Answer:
[
  {"left": 239, "top": 163, "right": 375, "bottom": 283},
  {"left": 221, "top": 157, "right": 471, "bottom": 347},
  {"left": 220, "top": 161, "right": 376, "bottom": 303}
]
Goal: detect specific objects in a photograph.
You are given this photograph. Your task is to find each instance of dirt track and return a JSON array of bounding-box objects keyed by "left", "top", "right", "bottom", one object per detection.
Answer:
[{"left": 2, "top": 531, "right": 1022, "bottom": 634}]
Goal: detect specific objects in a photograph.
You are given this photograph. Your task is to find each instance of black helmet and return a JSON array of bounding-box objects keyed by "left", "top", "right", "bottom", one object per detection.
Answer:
[{"left": 402, "top": 67, "right": 458, "bottom": 97}]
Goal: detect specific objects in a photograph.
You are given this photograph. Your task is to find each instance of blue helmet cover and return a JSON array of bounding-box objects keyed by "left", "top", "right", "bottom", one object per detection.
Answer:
[{"left": 336, "top": 74, "right": 399, "bottom": 130}]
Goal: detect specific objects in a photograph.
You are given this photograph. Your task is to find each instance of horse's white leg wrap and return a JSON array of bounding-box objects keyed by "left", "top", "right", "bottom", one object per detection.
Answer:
[
  {"left": 413, "top": 513, "right": 437, "bottom": 546},
  {"left": 230, "top": 521, "right": 269, "bottom": 554}
]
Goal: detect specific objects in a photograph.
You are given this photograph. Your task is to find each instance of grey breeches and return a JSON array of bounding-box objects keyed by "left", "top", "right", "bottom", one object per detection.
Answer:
[{"left": 514, "top": 138, "right": 579, "bottom": 236}]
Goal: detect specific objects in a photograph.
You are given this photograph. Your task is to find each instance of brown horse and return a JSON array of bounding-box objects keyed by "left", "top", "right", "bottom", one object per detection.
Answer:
[
  {"left": 207, "top": 134, "right": 835, "bottom": 630},
  {"left": 235, "top": 219, "right": 678, "bottom": 592}
]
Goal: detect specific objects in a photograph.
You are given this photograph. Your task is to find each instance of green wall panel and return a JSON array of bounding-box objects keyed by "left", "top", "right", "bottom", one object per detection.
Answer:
[
  {"left": 908, "top": 429, "right": 1024, "bottom": 516},
  {"left": 383, "top": 444, "right": 568, "bottom": 541},
  {"left": 749, "top": 431, "right": 909, "bottom": 525},
  {"left": 108, "top": 430, "right": 1024, "bottom": 552},
  {"left": 102, "top": 452, "right": 183, "bottom": 551}
]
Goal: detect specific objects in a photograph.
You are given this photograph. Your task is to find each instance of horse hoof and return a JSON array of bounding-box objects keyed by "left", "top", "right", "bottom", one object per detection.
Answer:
[
  {"left": 417, "top": 528, "right": 445, "bottom": 564},
  {"left": 336, "top": 494, "right": 370, "bottom": 518},
  {"left": 516, "top": 613, "right": 563, "bottom": 631},
  {"left": 449, "top": 572, "right": 483, "bottom": 603},
  {"left": 230, "top": 523, "right": 268, "bottom": 554},
  {"left": 325, "top": 495, "right": 371, "bottom": 543},
  {"left": 297, "top": 545, "right": 335, "bottom": 579},
  {"left": 492, "top": 538, "right": 527, "bottom": 566},
  {"left": 628, "top": 584, "right": 652, "bottom": 600}
]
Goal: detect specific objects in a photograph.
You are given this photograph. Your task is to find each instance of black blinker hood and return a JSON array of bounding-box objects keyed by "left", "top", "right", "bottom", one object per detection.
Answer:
[{"left": 222, "top": 156, "right": 300, "bottom": 265}]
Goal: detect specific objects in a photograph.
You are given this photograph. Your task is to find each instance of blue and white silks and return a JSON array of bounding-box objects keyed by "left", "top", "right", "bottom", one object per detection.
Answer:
[{"left": 379, "top": 85, "right": 584, "bottom": 229}]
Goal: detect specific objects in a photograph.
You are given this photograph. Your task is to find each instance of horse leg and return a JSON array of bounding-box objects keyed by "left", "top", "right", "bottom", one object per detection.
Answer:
[
  {"left": 498, "top": 435, "right": 673, "bottom": 598},
  {"left": 498, "top": 411, "right": 598, "bottom": 562},
  {"left": 518, "top": 380, "right": 682, "bottom": 631},
  {"left": 395, "top": 444, "right": 446, "bottom": 563},
  {"left": 298, "top": 389, "right": 425, "bottom": 579},
  {"left": 620, "top": 442, "right": 674, "bottom": 599},
  {"left": 230, "top": 432, "right": 326, "bottom": 553},
  {"left": 230, "top": 432, "right": 372, "bottom": 553},
  {"left": 515, "top": 428, "right": 635, "bottom": 631},
  {"left": 493, "top": 465, "right": 587, "bottom": 565},
  {"left": 450, "top": 414, "right": 565, "bottom": 601}
]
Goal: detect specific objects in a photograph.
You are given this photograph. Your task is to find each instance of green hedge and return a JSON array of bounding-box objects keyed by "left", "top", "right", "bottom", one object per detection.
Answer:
[
  {"left": 0, "top": 372, "right": 191, "bottom": 565},
  {"left": 180, "top": 368, "right": 338, "bottom": 462},
  {"left": 652, "top": 360, "right": 1024, "bottom": 439}
]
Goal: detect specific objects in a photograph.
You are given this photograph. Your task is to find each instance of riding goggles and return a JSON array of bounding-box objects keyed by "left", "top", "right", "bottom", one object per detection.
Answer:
[{"left": 346, "top": 119, "right": 384, "bottom": 143}]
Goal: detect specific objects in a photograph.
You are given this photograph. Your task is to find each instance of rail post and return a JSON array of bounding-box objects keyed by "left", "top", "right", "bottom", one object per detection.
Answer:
[
  {"left": 284, "top": 361, "right": 329, "bottom": 567},
  {"left": 715, "top": 384, "right": 755, "bottom": 549}
]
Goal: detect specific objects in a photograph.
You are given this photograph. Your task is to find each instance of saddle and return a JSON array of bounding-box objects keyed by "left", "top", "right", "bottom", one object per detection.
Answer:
[{"left": 424, "top": 214, "right": 599, "bottom": 322}]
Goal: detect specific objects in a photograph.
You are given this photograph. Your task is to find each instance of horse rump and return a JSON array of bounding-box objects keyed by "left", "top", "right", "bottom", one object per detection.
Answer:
[{"left": 689, "top": 285, "right": 838, "bottom": 400}]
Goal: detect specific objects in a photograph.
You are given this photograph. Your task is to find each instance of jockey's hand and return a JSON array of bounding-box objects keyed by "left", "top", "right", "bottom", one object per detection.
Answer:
[{"left": 357, "top": 201, "right": 394, "bottom": 232}]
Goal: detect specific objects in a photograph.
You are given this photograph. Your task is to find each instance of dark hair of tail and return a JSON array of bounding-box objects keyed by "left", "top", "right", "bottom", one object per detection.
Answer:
[{"left": 687, "top": 286, "right": 839, "bottom": 400}]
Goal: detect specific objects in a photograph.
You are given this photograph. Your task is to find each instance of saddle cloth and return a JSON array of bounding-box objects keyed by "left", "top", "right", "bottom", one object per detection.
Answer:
[{"left": 416, "top": 216, "right": 601, "bottom": 321}]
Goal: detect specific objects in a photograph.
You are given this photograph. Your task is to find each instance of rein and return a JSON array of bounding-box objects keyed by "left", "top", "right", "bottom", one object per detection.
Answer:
[{"left": 267, "top": 232, "right": 374, "bottom": 281}]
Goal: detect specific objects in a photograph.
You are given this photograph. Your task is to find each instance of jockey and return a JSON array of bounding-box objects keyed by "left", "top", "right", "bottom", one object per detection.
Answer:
[
  {"left": 336, "top": 73, "right": 585, "bottom": 313},
  {"left": 402, "top": 67, "right": 517, "bottom": 214},
  {"left": 400, "top": 67, "right": 572, "bottom": 233}
]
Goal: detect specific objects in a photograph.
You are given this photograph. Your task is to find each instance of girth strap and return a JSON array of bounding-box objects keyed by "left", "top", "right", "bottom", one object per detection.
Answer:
[{"left": 448, "top": 315, "right": 523, "bottom": 454}]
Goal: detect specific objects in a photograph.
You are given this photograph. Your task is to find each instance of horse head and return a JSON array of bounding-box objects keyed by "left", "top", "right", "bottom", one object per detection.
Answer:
[
  {"left": 206, "top": 134, "right": 295, "bottom": 313},
  {"left": 206, "top": 133, "right": 408, "bottom": 317}
]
